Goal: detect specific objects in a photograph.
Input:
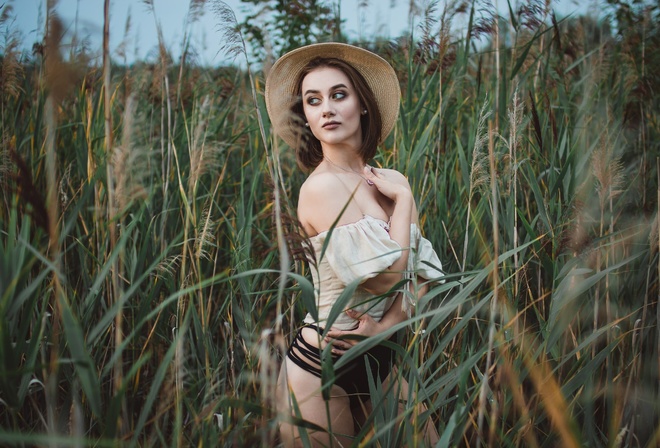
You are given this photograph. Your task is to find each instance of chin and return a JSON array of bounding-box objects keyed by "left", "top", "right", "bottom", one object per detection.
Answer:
[{"left": 323, "top": 134, "right": 361, "bottom": 147}]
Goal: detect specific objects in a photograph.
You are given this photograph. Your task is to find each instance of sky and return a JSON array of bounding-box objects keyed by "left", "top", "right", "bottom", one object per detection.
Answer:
[{"left": 9, "top": 0, "right": 591, "bottom": 66}]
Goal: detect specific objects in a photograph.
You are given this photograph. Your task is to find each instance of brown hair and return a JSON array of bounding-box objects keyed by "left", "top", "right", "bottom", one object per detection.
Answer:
[{"left": 288, "top": 57, "right": 382, "bottom": 170}]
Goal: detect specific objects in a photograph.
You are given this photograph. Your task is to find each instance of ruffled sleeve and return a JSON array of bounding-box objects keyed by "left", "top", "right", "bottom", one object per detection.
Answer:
[
  {"left": 402, "top": 224, "right": 445, "bottom": 315},
  {"left": 411, "top": 225, "right": 444, "bottom": 281},
  {"left": 322, "top": 216, "right": 402, "bottom": 285}
]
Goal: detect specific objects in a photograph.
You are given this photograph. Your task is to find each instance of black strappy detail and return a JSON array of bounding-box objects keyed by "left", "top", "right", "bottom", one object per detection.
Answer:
[
  {"left": 286, "top": 324, "right": 337, "bottom": 378},
  {"left": 286, "top": 324, "right": 396, "bottom": 408}
]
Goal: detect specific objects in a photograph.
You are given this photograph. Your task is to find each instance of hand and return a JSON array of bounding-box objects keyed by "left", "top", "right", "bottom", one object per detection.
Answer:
[
  {"left": 363, "top": 166, "right": 411, "bottom": 203},
  {"left": 324, "top": 309, "right": 383, "bottom": 355}
]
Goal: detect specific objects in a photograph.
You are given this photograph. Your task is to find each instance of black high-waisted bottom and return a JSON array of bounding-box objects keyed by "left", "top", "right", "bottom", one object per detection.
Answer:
[{"left": 286, "top": 324, "right": 396, "bottom": 409}]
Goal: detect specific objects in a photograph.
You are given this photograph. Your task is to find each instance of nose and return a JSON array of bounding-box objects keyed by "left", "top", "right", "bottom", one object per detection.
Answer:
[{"left": 322, "top": 102, "right": 335, "bottom": 117}]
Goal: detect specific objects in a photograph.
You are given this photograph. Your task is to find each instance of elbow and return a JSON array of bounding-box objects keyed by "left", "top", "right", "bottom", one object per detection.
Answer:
[{"left": 361, "top": 272, "right": 403, "bottom": 296}]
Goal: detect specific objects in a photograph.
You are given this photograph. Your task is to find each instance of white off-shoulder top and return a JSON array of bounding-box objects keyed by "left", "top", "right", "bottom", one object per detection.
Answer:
[{"left": 303, "top": 215, "right": 444, "bottom": 330}]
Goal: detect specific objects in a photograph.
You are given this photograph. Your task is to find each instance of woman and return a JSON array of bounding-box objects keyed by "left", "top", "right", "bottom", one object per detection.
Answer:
[{"left": 265, "top": 42, "right": 444, "bottom": 446}]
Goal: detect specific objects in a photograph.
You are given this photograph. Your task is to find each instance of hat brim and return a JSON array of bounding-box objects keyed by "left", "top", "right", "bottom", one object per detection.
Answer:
[{"left": 265, "top": 42, "right": 400, "bottom": 149}]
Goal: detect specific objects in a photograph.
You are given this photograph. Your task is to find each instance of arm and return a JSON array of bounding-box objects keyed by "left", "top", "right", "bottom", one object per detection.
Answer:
[
  {"left": 325, "top": 277, "right": 431, "bottom": 354},
  {"left": 359, "top": 167, "right": 414, "bottom": 295},
  {"left": 324, "top": 168, "right": 420, "bottom": 352},
  {"left": 325, "top": 292, "right": 408, "bottom": 354}
]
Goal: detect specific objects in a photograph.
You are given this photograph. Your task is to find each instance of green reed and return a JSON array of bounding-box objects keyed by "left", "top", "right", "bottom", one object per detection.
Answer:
[{"left": 0, "top": 0, "right": 658, "bottom": 446}]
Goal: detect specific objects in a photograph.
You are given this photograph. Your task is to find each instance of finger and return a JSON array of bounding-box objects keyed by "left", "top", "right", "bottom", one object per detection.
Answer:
[
  {"left": 365, "top": 164, "right": 382, "bottom": 176},
  {"left": 346, "top": 309, "right": 374, "bottom": 328},
  {"left": 326, "top": 334, "right": 357, "bottom": 346},
  {"left": 363, "top": 166, "right": 379, "bottom": 183},
  {"left": 331, "top": 347, "right": 347, "bottom": 355},
  {"left": 325, "top": 334, "right": 351, "bottom": 347},
  {"left": 328, "top": 338, "right": 352, "bottom": 352},
  {"left": 334, "top": 339, "right": 353, "bottom": 350},
  {"left": 326, "top": 331, "right": 359, "bottom": 347},
  {"left": 358, "top": 312, "right": 375, "bottom": 323},
  {"left": 325, "top": 330, "right": 344, "bottom": 340}
]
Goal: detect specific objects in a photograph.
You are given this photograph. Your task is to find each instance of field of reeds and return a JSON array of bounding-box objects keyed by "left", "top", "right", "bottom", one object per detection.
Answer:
[{"left": 0, "top": 0, "right": 658, "bottom": 446}]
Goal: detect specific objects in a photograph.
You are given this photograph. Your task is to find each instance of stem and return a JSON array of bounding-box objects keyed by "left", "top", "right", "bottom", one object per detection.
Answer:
[
  {"left": 44, "top": 92, "right": 62, "bottom": 445},
  {"left": 656, "top": 158, "right": 659, "bottom": 395},
  {"left": 477, "top": 120, "right": 498, "bottom": 446},
  {"left": 103, "top": 0, "right": 125, "bottom": 434},
  {"left": 494, "top": 0, "right": 500, "bottom": 130}
]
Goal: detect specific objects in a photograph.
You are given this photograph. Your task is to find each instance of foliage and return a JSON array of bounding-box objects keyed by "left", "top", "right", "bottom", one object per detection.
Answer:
[
  {"left": 237, "top": 0, "right": 339, "bottom": 63},
  {"left": 0, "top": 0, "right": 658, "bottom": 447}
]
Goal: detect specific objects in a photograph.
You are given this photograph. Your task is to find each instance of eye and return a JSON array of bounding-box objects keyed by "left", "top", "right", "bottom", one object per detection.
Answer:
[
  {"left": 306, "top": 96, "right": 321, "bottom": 106},
  {"left": 332, "top": 91, "right": 346, "bottom": 100}
]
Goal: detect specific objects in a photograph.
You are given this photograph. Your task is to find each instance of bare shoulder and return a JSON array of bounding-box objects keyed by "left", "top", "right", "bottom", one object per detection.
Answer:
[
  {"left": 298, "top": 171, "right": 345, "bottom": 204},
  {"left": 374, "top": 167, "right": 411, "bottom": 189},
  {"left": 297, "top": 172, "right": 361, "bottom": 236}
]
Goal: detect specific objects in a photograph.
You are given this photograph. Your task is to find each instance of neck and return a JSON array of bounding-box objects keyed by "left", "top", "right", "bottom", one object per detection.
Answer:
[{"left": 323, "top": 150, "right": 364, "bottom": 172}]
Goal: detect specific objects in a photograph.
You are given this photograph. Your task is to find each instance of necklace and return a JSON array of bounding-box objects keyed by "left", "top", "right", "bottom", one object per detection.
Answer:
[{"left": 324, "top": 156, "right": 374, "bottom": 186}]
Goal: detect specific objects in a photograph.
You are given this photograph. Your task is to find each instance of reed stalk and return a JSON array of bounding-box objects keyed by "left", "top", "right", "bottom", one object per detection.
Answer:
[
  {"left": 42, "top": 6, "right": 64, "bottom": 441},
  {"left": 494, "top": 0, "right": 500, "bottom": 129},
  {"left": 476, "top": 119, "right": 499, "bottom": 447},
  {"left": 657, "top": 157, "right": 659, "bottom": 406},
  {"left": 43, "top": 92, "right": 61, "bottom": 444}
]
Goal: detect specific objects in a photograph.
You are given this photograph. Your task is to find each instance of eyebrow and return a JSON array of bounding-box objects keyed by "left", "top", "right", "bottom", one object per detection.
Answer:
[{"left": 303, "top": 83, "right": 348, "bottom": 96}]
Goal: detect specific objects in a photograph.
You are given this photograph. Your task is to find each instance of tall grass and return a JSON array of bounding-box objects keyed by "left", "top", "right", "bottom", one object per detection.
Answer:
[{"left": 0, "top": 0, "right": 658, "bottom": 446}]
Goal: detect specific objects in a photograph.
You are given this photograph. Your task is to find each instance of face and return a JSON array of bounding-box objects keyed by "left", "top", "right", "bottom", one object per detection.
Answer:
[{"left": 301, "top": 66, "right": 363, "bottom": 149}]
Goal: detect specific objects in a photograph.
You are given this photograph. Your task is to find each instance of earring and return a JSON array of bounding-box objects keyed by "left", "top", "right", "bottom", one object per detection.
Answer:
[
  {"left": 305, "top": 122, "right": 309, "bottom": 127},
  {"left": 361, "top": 109, "right": 368, "bottom": 115}
]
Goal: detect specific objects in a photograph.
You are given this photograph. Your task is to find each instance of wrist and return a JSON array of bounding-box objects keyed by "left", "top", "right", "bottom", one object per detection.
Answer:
[{"left": 393, "top": 188, "right": 413, "bottom": 205}]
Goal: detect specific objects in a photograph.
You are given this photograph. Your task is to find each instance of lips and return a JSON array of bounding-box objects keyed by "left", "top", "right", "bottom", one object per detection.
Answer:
[{"left": 322, "top": 121, "right": 340, "bottom": 129}]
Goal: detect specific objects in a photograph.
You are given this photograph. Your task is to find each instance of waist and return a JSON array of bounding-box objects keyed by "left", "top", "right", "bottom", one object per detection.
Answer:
[
  {"left": 298, "top": 324, "right": 334, "bottom": 351},
  {"left": 294, "top": 323, "right": 396, "bottom": 352},
  {"left": 304, "top": 293, "right": 396, "bottom": 330}
]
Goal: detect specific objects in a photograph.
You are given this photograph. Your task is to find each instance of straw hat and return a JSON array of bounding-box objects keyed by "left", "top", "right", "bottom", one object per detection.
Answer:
[{"left": 265, "top": 42, "right": 400, "bottom": 148}]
